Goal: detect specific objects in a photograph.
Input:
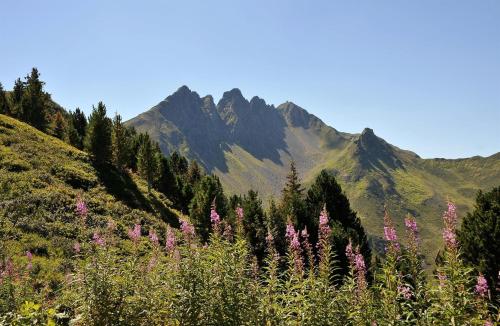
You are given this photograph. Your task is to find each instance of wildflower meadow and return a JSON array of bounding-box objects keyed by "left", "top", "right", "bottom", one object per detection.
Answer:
[{"left": 0, "top": 200, "right": 498, "bottom": 325}]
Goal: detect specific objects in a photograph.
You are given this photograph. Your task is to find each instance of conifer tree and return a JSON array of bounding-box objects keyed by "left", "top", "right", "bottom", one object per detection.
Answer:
[
  {"left": 187, "top": 160, "right": 202, "bottom": 184},
  {"left": 458, "top": 186, "right": 500, "bottom": 296},
  {"left": 242, "top": 189, "right": 268, "bottom": 262},
  {"left": 136, "top": 134, "right": 161, "bottom": 192},
  {"left": 306, "top": 169, "right": 371, "bottom": 277},
  {"left": 0, "top": 83, "right": 10, "bottom": 115},
  {"left": 111, "top": 113, "right": 129, "bottom": 170},
  {"left": 52, "top": 111, "right": 66, "bottom": 140},
  {"left": 189, "top": 175, "right": 227, "bottom": 242},
  {"left": 73, "top": 108, "right": 87, "bottom": 141},
  {"left": 11, "top": 78, "right": 24, "bottom": 118},
  {"left": 22, "top": 68, "right": 48, "bottom": 130},
  {"left": 84, "top": 102, "right": 112, "bottom": 164},
  {"left": 280, "top": 160, "right": 307, "bottom": 229}
]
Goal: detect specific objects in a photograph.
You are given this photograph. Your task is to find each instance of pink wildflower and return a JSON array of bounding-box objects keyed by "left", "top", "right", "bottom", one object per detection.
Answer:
[
  {"left": 165, "top": 227, "right": 176, "bottom": 253},
  {"left": 286, "top": 224, "right": 303, "bottom": 274},
  {"left": 398, "top": 284, "right": 413, "bottom": 300},
  {"left": 475, "top": 274, "right": 489, "bottom": 298},
  {"left": 149, "top": 229, "right": 159, "bottom": 246},
  {"left": 318, "top": 205, "right": 331, "bottom": 243},
  {"left": 92, "top": 232, "right": 105, "bottom": 246},
  {"left": 75, "top": 196, "right": 88, "bottom": 219},
  {"left": 210, "top": 200, "right": 221, "bottom": 232},
  {"left": 236, "top": 206, "right": 244, "bottom": 224},
  {"left": 442, "top": 202, "right": 458, "bottom": 250},
  {"left": 383, "top": 210, "right": 400, "bottom": 253},
  {"left": 286, "top": 223, "right": 295, "bottom": 239},
  {"left": 346, "top": 240, "right": 354, "bottom": 263},
  {"left": 180, "top": 220, "right": 195, "bottom": 240},
  {"left": 484, "top": 321, "right": 493, "bottom": 326},
  {"left": 128, "top": 224, "right": 141, "bottom": 243}
]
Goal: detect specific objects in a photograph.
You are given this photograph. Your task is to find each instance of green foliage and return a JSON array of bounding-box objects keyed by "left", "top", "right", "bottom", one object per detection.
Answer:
[
  {"left": 241, "top": 189, "right": 267, "bottom": 262},
  {"left": 0, "top": 82, "right": 10, "bottom": 115},
  {"left": 189, "top": 175, "right": 227, "bottom": 242},
  {"left": 21, "top": 68, "right": 49, "bottom": 131},
  {"left": 458, "top": 186, "right": 500, "bottom": 297},
  {"left": 136, "top": 133, "right": 161, "bottom": 192},
  {"left": 84, "top": 102, "right": 112, "bottom": 164},
  {"left": 68, "top": 108, "right": 87, "bottom": 149},
  {"left": 306, "top": 169, "right": 371, "bottom": 278},
  {"left": 111, "top": 113, "right": 131, "bottom": 170}
]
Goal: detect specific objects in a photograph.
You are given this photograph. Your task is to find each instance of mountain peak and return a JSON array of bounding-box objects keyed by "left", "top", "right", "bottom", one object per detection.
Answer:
[
  {"left": 175, "top": 85, "right": 192, "bottom": 95},
  {"left": 221, "top": 88, "right": 245, "bottom": 100}
]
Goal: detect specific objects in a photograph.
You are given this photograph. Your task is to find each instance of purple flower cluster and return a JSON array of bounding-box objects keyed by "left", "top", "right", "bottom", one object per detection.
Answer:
[
  {"left": 318, "top": 205, "right": 331, "bottom": 240},
  {"left": 92, "top": 232, "right": 105, "bottom": 246},
  {"left": 442, "top": 202, "right": 458, "bottom": 250},
  {"left": 223, "top": 222, "right": 233, "bottom": 241},
  {"left": 180, "top": 220, "right": 195, "bottom": 240},
  {"left": 285, "top": 223, "right": 303, "bottom": 274},
  {"left": 346, "top": 241, "right": 367, "bottom": 292},
  {"left": 165, "top": 227, "right": 176, "bottom": 253},
  {"left": 475, "top": 274, "right": 489, "bottom": 298},
  {"left": 383, "top": 210, "right": 400, "bottom": 254},
  {"left": 398, "top": 284, "right": 413, "bottom": 300},
  {"left": 75, "top": 196, "right": 88, "bottom": 219},
  {"left": 0, "top": 259, "right": 16, "bottom": 281},
  {"left": 149, "top": 229, "right": 159, "bottom": 246},
  {"left": 128, "top": 224, "right": 142, "bottom": 243}
]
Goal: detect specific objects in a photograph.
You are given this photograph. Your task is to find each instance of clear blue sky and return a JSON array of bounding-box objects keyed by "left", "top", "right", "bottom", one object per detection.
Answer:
[{"left": 1, "top": 0, "right": 499, "bottom": 159}]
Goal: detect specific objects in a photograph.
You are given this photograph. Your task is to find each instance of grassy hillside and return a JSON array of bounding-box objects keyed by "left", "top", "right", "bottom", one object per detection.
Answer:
[{"left": 0, "top": 114, "right": 182, "bottom": 287}]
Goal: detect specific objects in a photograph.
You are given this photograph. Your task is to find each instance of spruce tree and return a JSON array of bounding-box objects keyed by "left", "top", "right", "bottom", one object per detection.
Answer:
[
  {"left": 189, "top": 175, "right": 227, "bottom": 242},
  {"left": 0, "top": 83, "right": 10, "bottom": 115},
  {"left": 22, "top": 68, "right": 48, "bottom": 130},
  {"left": 305, "top": 169, "right": 371, "bottom": 277},
  {"left": 136, "top": 134, "right": 161, "bottom": 192},
  {"left": 52, "top": 111, "right": 66, "bottom": 140},
  {"left": 111, "top": 113, "right": 129, "bottom": 170},
  {"left": 242, "top": 190, "right": 268, "bottom": 262},
  {"left": 267, "top": 198, "right": 287, "bottom": 257},
  {"left": 187, "top": 160, "right": 202, "bottom": 184},
  {"left": 458, "top": 186, "right": 500, "bottom": 296},
  {"left": 84, "top": 102, "right": 112, "bottom": 164},
  {"left": 11, "top": 78, "right": 24, "bottom": 119},
  {"left": 280, "top": 160, "right": 307, "bottom": 230}
]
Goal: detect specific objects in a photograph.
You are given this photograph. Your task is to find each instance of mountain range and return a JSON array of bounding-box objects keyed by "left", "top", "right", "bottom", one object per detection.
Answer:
[{"left": 126, "top": 86, "right": 500, "bottom": 264}]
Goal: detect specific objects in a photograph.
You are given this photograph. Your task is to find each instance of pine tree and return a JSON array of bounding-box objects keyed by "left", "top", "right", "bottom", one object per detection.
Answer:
[
  {"left": 305, "top": 169, "right": 372, "bottom": 277},
  {"left": 111, "top": 113, "right": 129, "bottom": 170},
  {"left": 280, "top": 160, "right": 307, "bottom": 229},
  {"left": 22, "top": 68, "right": 48, "bottom": 130},
  {"left": 52, "top": 111, "right": 66, "bottom": 140},
  {"left": 11, "top": 78, "right": 24, "bottom": 118},
  {"left": 136, "top": 134, "right": 161, "bottom": 192},
  {"left": 189, "top": 175, "right": 227, "bottom": 242},
  {"left": 242, "top": 190, "right": 268, "bottom": 262},
  {"left": 0, "top": 83, "right": 10, "bottom": 115},
  {"left": 72, "top": 108, "right": 87, "bottom": 144},
  {"left": 84, "top": 102, "right": 112, "bottom": 164},
  {"left": 187, "top": 160, "right": 202, "bottom": 184},
  {"left": 458, "top": 186, "right": 500, "bottom": 296}
]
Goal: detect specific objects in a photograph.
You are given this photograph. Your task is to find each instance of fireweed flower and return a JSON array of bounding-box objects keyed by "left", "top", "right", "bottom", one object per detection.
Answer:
[
  {"left": 128, "top": 224, "right": 141, "bottom": 243},
  {"left": 210, "top": 200, "right": 221, "bottom": 233},
  {"left": 286, "top": 223, "right": 303, "bottom": 274},
  {"left": 180, "top": 220, "right": 195, "bottom": 240},
  {"left": 165, "top": 227, "right": 176, "bottom": 253},
  {"left": 236, "top": 206, "right": 244, "bottom": 227},
  {"left": 149, "top": 229, "right": 159, "bottom": 246},
  {"left": 92, "top": 232, "right": 105, "bottom": 246},
  {"left": 398, "top": 284, "right": 413, "bottom": 300},
  {"left": 75, "top": 196, "right": 88, "bottom": 219},
  {"left": 442, "top": 202, "right": 458, "bottom": 250},
  {"left": 317, "top": 205, "right": 332, "bottom": 260},
  {"left": 475, "top": 274, "right": 489, "bottom": 298},
  {"left": 347, "top": 243, "right": 367, "bottom": 293},
  {"left": 26, "top": 251, "right": 33, "bottom": 271},
  {"left": 383, "top": 210, "right": 400, "bottom": 254}
]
